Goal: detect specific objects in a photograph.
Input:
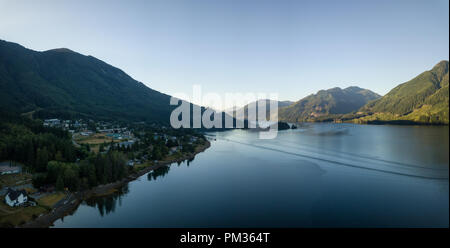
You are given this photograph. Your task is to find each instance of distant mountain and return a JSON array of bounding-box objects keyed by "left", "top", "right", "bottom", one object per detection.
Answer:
[
  {"left": 277, "top": 100, "right": 295, "bottom": 108},
  {"left": 226, "top": 99, "right": 294, "bottom": 120},
  {"left": 278, "top": 86, "right": 380, "bottom": 122},
  {"left": 356, "top": 61, "right": 449, "bottom": 124}
]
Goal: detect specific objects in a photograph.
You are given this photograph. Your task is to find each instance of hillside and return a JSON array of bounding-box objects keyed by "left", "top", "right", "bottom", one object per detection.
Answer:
[
  {"left": 278, "top": 86, "right": 380, "bottom": 122},
  {"left": 356, "top": 61, "right": 449, "bottom": 124},
  {"left": 0, "top": 40, "right": 175, "bottom": 123},
  {"left": 226, "top": 99, "right": 294, "bottom": 120}
]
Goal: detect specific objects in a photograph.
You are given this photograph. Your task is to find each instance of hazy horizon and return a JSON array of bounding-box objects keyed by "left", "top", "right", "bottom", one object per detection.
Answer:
[{"left": 1, "top": 0, "right": 448, "bottom": 108}]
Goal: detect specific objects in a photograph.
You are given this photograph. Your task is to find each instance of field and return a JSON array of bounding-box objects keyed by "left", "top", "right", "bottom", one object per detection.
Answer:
[
  {"left": 0, "top": 200, "right": 48, "bottom": 227},
  {"left": 0, "top": 191, "right": 66, "bottom": 227},
  {"left": 74, "top": 133, "right": 115, "bottom": 145},
  {"left": 74, "top": 133, "right": 122, "bottom": 153},
  {"left": 37, "top": 192, "right": 66, "bottom": 208},
  {"left": 133, "top": 162, "right": 153, "bottom": 172}
]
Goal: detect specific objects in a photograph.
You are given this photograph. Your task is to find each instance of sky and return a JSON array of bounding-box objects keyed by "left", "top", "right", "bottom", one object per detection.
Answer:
[{"left": 0, "top": 0, "right": 448, "bottom": 109}]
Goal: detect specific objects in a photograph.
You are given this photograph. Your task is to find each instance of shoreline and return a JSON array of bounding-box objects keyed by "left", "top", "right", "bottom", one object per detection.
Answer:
[{"left": 19, "top": 140, "right": 211, "bottom": 228}]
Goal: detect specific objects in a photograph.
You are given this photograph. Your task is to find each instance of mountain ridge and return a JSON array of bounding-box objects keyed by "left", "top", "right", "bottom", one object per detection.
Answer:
[
  {"left": 226, "top": 99, "right": 294, "bottom": 120},
  {"left": 1, "top": 39, "right": 447, "bottom": 126},
  {"left": 355, "top": 60, "right": 449, "bottom": 124},
  {"left": 278, "top": 86, "right": 381, "bottom": 122},
  {"left": 0, "top": 39, "right": 176, "bottom": 123}
]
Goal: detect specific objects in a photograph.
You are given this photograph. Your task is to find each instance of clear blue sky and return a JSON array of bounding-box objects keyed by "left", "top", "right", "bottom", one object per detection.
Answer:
[{"left": 1, "top": 0, "right": 448, "bottom": 108}]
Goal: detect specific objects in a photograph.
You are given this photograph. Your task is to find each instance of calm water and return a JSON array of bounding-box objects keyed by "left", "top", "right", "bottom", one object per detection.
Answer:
[{"left": 53, "top": 123, "right": 449, "bottom": 227}]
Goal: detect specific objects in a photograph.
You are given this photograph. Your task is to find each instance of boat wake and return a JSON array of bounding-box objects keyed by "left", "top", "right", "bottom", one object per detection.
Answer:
[{"left": 217, "top": 137, "right": 449, "bottom": 180}]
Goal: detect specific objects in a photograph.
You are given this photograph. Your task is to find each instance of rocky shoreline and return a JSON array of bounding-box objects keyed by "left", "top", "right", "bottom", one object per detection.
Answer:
[{"left": 19, "top": 140, "right": 211, "bottom": 228}]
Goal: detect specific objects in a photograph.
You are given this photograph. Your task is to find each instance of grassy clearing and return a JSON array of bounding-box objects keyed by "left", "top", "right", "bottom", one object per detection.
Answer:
[
  {"left": 133, "top": 162, "right": 153, "bottom": 172},
  {"left": 24, "top": 187, "right": 38, "bottom": 194},
  {"left": 0, "top": 191, "right": 66, "bottom": 227},
  {"left": 90, "top": 144, "right": 100, "bottom": 153},
  {"left": 75, "top": 133, "right": 116, "bottom": 145},
  {"left": 75, "top": 133, "right": 123, "bottom": 154},
  {"left": 37, "top": 192, "right": 66, "bottom": 208},
  {"left": 20, "top": 109, "right": 38, "bottom": 119},
  {"left": 0, "top": 200, "right": 48, "bottom": 227}
]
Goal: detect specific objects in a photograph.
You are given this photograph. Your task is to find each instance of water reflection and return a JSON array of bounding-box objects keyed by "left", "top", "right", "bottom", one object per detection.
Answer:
[
  {"left": 82, "top": 157, "right": 198, "bottom": 217},
  {"left": 84, "top": 185, "right": 130, "bottom": 217},
  {"left": 147, "top": 166, "right": 170, "bottom": 181},
  {"left": 53, "top": 124, "right": 449, "bottom": 227},
  {"left": 187, "top": 157, "right": 194, "bottom": 166}
]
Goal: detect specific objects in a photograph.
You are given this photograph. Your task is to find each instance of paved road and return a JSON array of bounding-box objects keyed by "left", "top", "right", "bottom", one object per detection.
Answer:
[
  {"left": 72, "top": 136, "right": 81, "bottom": 148},
  {"left": 53, "top": 193, "right": 72, "bottom": 209}
]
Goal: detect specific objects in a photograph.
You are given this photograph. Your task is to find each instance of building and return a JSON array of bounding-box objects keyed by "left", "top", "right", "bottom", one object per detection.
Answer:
[
  {"left": 5, "top": 188, "right": 28, "bottom": 207},
  {"left": 0, "top": 164, "right": 21, "bottom": 175},
  {"left": 99, "top": 129, "right": 114, "bottom": 133},
  {"left": 107, "top": 133, "right": 123, "bottom": 140},
  {"left": 43, "top": 118, "right": 60, "bottom": 127},
  {"left": 80, "top": 131, "right": 93, "bottom": 136},
  {"left": 169, "top": 146, "right": 181, "bottom": 155},
  {"left": 117, "top": 140, "right": 135, "bottom": 149}
]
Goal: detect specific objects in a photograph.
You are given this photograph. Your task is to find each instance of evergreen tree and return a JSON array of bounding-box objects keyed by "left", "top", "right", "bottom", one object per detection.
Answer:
[
  {"left": 55, "top": 150, "right": 64, "bottom": 162},
  {"left": 36, "top": 147, "right": 49, "bottom": 172},
  {"left": 56, "top": 175, "right": 64, "bottom": 191}
]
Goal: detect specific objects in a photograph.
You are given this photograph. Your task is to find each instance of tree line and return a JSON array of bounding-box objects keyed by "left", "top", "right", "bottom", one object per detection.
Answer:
[
  {"left": 0, "top": 110, "right": 129, "bottom": 192},
  {"left": 32, "top": 151, "right": 128, "bottom": 191}
]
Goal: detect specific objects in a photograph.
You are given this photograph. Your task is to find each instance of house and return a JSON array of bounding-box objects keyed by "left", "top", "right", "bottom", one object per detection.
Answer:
[
  {"left": 5, "top": 188, "right": 28, "bottom": 207},
  {"left": 0, "top": 164, "right": 21, "bottom": 175},
  {"left": 117, "top": 141, "right": 134, "bottom": 149},
  {"left": 43, "top": 118, "right": 60, "bottom": 127},
  {"left": 106, "top": 133, "right": 123, "bottom": 140},
  {"left": 169, "top": 146, "right": 180, "bottom": 155},
  {"left": 99, "top": 128, "right": 114, "bottom": 133},
  {"left": 80, "top": 131, "right": 93, "bottom": 136}
]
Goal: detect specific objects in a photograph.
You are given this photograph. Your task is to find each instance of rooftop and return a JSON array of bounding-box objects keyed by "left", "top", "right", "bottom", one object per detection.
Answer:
[
  {"left": 0, "top": 165, "right": 21, "bottom": 173},
  {"left": 6, "top": 188, "right": 27, "bottom": 201}
]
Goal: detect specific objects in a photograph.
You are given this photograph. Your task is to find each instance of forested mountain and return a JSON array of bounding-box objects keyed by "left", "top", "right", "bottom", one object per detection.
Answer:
[
  {"left": 278, "top": 86, "right": 380, "bottom": 122},
  {"left": 2, "top": 39, "right": 446, "bottom": 126},
  {"left": 0, "top": 39, "right": 174, "bottom": 123},
  {"left": 226, "top": 99, "right": 294, "bottom": 120},
  {"left": 356, "top": 60, "right": 449, "bottom": 124}
]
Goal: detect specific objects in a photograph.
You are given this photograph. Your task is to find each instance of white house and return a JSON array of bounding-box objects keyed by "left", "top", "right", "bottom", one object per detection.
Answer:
[
  {"left": 127, "top": 160, "right": 135, "bottom": 167},
  {"left": 5, "top": 188, "right": 28, "bottom": 207},
  {"left": 43, "top": 118, "right": 60, "bottom": 127},
  {"left": 80, "top": 131, "right": 93, "bottom": 136},
  {"left": 117, "top": 141, "right": 135, "bottom": 149}
]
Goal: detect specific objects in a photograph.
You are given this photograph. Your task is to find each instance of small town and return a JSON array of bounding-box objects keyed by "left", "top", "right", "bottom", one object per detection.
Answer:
[{"left": 0, "top": 117, "right": 209, "bottom": 227}]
